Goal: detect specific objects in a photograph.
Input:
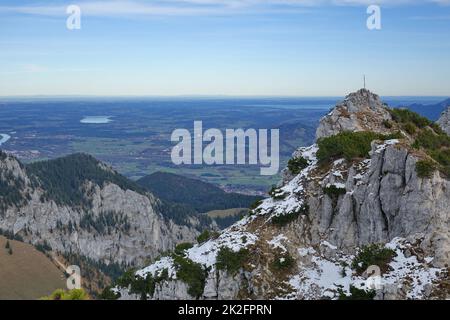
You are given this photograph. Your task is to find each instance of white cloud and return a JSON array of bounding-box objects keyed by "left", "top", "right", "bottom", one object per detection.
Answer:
[{"left": 0, "top": 0, "right": 446, "bottom": 17}]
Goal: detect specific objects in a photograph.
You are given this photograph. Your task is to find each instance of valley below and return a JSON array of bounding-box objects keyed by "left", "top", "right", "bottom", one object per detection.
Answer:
[{"left": 0, "top": 92, "right": 449, "bottom": 300}]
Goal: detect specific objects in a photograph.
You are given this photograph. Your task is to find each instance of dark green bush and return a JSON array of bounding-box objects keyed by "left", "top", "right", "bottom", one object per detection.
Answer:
[
  {"left": 196, "top": 230, "right": 219, "bottom": 244},
  {"left": 172, "top": 255, "right": 207, "bottom": 298},
  {"left": 351, "top": 244, "right": 396, "bottom": 274},
  {"left": 403, "top": 122, "right": 416, "bottom": 135},
  {"left": 99, "top": 286, "right": 120, "bottom": 300},
  {"left": 271, "top": 252, "right": 295, "bottom": 271},
  {"left": 248, "top": 199, "right": 263, "bottom": 215},
  {"left": 413, "top": 129, "right": 450, "bottom": 150},
  {"left": 390, "top": 108, "right": 431, "bottom": 128},
  {"left": 382, "top": 119, "right": 393, "bottom": 129},
  {"left": 271, "top": 205, "right": 308, "bottom": 226},
  {"left": 34, "top": 241, "right": 52, "bottom": 253},
  {"left": 115, "top": 270, "right": 156, "bottom": 300},
  {"left": 412, "top": 128, "right": 450, "bottom": 177},
  {"left": 268, "top": 186, "right": 286, "bottom": 200},
  {"left": 429, "top": 148, "right": 450, "bottom": 167},
  {"left": 338, "top": 285, "right": 376, "bottom": 300},
  {"left": 174, "top": 242, "right": 194, "bottom": 255},
  {"left": 317, "top": 131, "right": 402, "bottom": 164},
  {"left": 323, "top": 185, "right": 346, "bottom": 197},
  {"left": 216, "top": 247, "right": 249, "bottom": 275},
  {"left": 271, "top": 212, "right": 298, "bottom": 226},
  {"left": 431, "top": 122, "right": 446, "bottom": 135},
  {"left": 416, "top": 160, "right": 436, "bottom": 178},
  {"left": 288, "top": 156, "right": 309, "bottom": 175}
]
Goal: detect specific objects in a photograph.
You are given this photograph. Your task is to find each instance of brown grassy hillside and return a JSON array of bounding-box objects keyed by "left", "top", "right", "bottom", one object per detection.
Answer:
[{"left": 0, "top": 236, "right": 66, "bottom": 300}]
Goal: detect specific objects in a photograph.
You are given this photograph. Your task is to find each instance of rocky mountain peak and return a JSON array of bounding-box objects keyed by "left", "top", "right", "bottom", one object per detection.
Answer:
[
  {"left": 115, "top": 90, "right": 449, "bottom": 301},
  {"left": 437, "top": 106, "right": 450, "bottom": 135},
  {"left": 344, "top": 88, "right": 384, "bottom": 111},
  {"left": 316, "top": 88, "right": 392, "bottom": 139}
]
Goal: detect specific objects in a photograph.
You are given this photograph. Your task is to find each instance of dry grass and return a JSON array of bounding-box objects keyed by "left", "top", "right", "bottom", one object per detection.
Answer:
[
  {"left": 0, "top": 236, "right": 66, "bottom": 300},
  {"left": 206, "top": 208, "right": 248, "bottom": 218}
]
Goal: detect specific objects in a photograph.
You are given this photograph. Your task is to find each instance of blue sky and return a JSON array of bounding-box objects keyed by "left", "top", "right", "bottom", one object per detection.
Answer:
[{"left": 0, "top": 0, "right": 449, "bottom": 96}]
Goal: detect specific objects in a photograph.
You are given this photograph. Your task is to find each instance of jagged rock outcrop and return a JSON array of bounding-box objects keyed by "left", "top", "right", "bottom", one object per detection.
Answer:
[
  {"left": 116, "top": 89, "right": 450, "bottom": 300},
  {"left": 437, "top": 107, "right": 450, "bottom": 135},
  {"left": 0, "top": 152, "right": 199, "bottom": 266},
  {"left": 316, "top": 89, "right": 392, "bottom": 139}
]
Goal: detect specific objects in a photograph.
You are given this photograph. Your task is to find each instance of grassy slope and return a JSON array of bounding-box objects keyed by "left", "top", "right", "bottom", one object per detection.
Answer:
[
  {"left": 0, "top": 236, "right": 66, "bottom": 300},
  {"left": 206, "top": 208, "right": 248, "bottom": 218}
]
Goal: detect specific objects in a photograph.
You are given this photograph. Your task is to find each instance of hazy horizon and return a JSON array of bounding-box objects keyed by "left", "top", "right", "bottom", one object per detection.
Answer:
[{"left": 1, "top": 1, "right": 450, "bottom": 96}]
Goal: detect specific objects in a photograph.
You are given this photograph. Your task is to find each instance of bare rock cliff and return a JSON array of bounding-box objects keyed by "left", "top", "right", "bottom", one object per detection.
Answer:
[
  {"left": 0, "top": 153, "right": 198, "bottom": 266},
  {"left": 438, "top": 106, "right": 450, "bottom": 135}
]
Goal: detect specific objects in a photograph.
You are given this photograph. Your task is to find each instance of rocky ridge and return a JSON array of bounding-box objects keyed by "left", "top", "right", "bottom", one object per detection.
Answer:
[
  {"left": 315, "top": 89, "right": 392, "bottom": 139},
  {"left": 116, "top": 89, "right": 449, "bottom": 300},
  {"left": 0, "top": 152, "right": 199, "bottom": 266}
]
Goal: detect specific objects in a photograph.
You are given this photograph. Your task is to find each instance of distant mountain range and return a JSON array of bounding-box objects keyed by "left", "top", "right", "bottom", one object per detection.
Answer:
[{"left": 403, "top": 98, "right": 450, "bottom": 121}]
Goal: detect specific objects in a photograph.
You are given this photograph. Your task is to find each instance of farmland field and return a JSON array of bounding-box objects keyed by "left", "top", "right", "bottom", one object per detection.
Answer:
[{"left": 0, "top": 96, "right": 442, "bottom": 194}]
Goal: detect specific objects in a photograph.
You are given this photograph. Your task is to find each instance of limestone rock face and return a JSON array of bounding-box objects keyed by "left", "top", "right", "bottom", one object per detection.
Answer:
[
  {"left": 0, "top": 152, "right": 198, "bottom": 266},
  {"left": 437, "top": 106, "right": 450, "bottom": 135},
  {"left": 316, "top": 89, "right": 392, "bottom": 139},
  {"left": 120, "top": 89, "right": 449, "bottom": 300},
  {"left": 306, "top": 142, "right": 450, "bottom": 268}
]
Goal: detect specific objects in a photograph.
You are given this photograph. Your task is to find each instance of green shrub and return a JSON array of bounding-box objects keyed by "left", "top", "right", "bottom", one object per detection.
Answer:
[
  {"left": 42, "top": 288, "right": 89, "bottom": 300},
  {"left": 403, "top": 122, "right": 416, "bottom": 135},
  {"left": 107, "top": 262, "right": 172, "bottom": 300},
  {"left": 410, "top": 126, "right": 450, "bottom": 177},
  {"left": 271, "top": 205, "right": 309, "bottom": 226},
  {"left": 99, "top": 286, "right": 120, "bottom": 300},
  {"left": 175, "top": 242, "right": 194, "bottom": 255},
  {"left": 216, "top": 247, "right": 249, "bottom": 275},
  {"left": 351, "top": 244, "right": 396, "bottom": 274},
  {"left": 249, "top": 199, "right": 262, "bottom": 211},
  {"left": 413, "top": 129, "right": 450, "bottom": 150},
  {"left": 268, "top": 186, "right": 286, "bottom": 200},
  {"left": 116, "top": 270, "right": 154, "bottom": 300},
  {"left": 271, "top": 252, "right": 295, "bottom": 271},
  {"left": 431, "top": 122, "right": 446, "bottom": 135},
  {"left": 416, "top": 160, "right": 436, "bottom": 178},
  {"left": 271, "top": 212, "right": 299, "bottom": 226},
  {"left": 382, "top": 119, "right": 393, "bottom": 129},
  {"left": 323, "top": 185, "right": 346, "bottom": 197},
  {"left": 338, "top": 285, "right": 376, "bottom": 300},
  {"left": 288, "top": 156, "right": 309, "bottom": 175},
  {"left": 390, "top": 108, "right": 431, "bottom": 128},
  {"left": 172, "top": 255, "right": 207, "bottom": 299},
  {"left": 196, "top": 230, "right": 219, "bottom": 244},
  {"left": 317, "top": 131, "right": 401, "bottom": 164},
  {"left": 429, "top": 148, "right": 450, "bottom": 167}
]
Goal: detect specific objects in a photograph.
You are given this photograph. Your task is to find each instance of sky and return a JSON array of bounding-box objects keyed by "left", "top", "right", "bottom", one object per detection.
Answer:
[{"left": 0, "top": 0, "right": 449, "bottom": 97}]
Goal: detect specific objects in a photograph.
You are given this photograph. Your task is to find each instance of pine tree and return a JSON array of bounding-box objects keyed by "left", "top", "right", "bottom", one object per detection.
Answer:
[{"left": 5, "top": 240, "right": 10, "bottom": 249}]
